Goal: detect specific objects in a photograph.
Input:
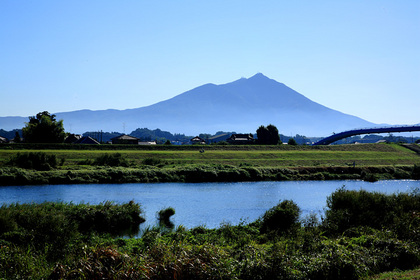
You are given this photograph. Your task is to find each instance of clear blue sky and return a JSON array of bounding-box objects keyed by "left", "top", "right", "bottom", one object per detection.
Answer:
[{"left": 1, "top": 1, "right": 419, "bottom": 125}]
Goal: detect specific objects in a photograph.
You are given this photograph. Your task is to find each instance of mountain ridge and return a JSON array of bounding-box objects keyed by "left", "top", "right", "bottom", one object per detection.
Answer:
[{"left": 0, "top": 74, "right": 376, "bottom": 136}]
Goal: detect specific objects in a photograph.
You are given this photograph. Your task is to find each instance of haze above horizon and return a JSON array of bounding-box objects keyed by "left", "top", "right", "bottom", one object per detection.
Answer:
[{"left": 1, "top": 1, "right": 419, "bottom": 125}]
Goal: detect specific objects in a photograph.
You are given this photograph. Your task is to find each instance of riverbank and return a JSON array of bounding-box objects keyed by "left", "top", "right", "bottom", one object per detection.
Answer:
[
  {"left": 1, "top": 143, "right": 420, "bottom": 185},
  {"left": 1, "top": 164, "right": 420, "bottom": 186}
]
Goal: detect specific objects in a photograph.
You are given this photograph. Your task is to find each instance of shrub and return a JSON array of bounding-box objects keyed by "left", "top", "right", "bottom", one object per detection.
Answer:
[
  {"left": 158, "top": 207, "right": 175, "bottom": 228},
  {"left": 68, "top": 201, "right": 145, "bottom": 235},
  {"left": 7, "top": 152, "right": 57, "bottom": 171},
  {"left": 94, "top": 153, "right": 130, "bottom": 167},
  {"left": 324, "top": 187, "right": 420, "bottom": 238},
  {"left": 0, "top": 201, "right": 145, "bottom": 245},
  {"left": 142, "top": 157, "right": 163, "bottom": 166},
  {"left": 412, "top": 164, "right": 420, "bottom": 179},
  {"left": 259, "top": 200, "right": 301, "bottom": 235}
]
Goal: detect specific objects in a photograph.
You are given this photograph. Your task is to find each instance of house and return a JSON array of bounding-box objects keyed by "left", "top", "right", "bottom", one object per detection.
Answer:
[
  {"left": 111, "top": 134, "right": 140, "bottom": 144},
  {"left": 190, "top": 136, "right": 206, "bottom": 145},
  {"left": 64, "top": 134, "right": 82, "bottom": 144},
  {"left": 227, "top": 134, "right": 254, "bottom": 144},
  {"left": 73, "top": 136, "right": 100, "bottom": 145},
  {"left": 0, "top": 136, "right": 8, "bottom": 144},
  {"left": 139, "top": 141, "right": 157, "bottom": 145}
]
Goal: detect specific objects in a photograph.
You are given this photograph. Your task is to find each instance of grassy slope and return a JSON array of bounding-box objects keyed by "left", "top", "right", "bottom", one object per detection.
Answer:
[
  {"left": 0, "top": 143, "right": 419, "bottom": 185},
  {"left": 1, "top": 143, "right": 419, "bottom": 168}
]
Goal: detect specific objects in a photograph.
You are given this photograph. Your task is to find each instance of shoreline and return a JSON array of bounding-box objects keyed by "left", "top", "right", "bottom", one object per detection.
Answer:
[{"left": 1, "top": 164, "right": 418, "bottom": 186}]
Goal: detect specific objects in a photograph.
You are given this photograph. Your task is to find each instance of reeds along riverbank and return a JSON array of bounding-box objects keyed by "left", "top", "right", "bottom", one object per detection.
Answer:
[
  {"left": 0, "top": 189, "right": 419, "bottom": 279},
  {"left": 0, "top": 164, "right": 419, "bottom": 186},
  {"left": 0, "top": 201, "right": 145, "bottom": 237}
]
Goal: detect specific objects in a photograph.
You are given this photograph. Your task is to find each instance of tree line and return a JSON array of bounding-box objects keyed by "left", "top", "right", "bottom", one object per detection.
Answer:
[{"left": 2, "top": 111, "right": 420, "bottom": 145}]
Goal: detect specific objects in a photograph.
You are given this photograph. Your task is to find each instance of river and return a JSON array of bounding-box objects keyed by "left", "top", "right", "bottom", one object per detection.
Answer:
[{"left": 0, "top": 180, "right": 419, "bottom": 229}]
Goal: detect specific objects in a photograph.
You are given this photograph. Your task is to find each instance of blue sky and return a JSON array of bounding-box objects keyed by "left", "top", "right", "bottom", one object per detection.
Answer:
[{"left": 1, "top": 1, "right": 419, "bottom": 125}]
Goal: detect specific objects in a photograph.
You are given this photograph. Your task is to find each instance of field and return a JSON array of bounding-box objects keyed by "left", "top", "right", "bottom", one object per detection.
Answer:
[
  {"left": 1, "top": 143, "right": 420, "bottom": 185},
  {"left": 1, "top": 143, "right": 419, "bottom": 167}
]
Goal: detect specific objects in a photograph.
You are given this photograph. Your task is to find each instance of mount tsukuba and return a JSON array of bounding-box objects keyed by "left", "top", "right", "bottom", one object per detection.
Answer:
[{"left": 0, "top": 73, "right": 375, "bottom": 136}]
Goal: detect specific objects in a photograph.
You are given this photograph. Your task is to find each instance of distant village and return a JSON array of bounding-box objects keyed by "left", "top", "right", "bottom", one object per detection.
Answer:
[{"left": 1, "top": 127, "right": 419, "bottom": 145}]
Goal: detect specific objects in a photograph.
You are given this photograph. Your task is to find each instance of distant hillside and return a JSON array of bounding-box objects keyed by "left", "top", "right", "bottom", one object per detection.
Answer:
[{"left": 0, "top": 74, "right": 376, "bottom": 136}]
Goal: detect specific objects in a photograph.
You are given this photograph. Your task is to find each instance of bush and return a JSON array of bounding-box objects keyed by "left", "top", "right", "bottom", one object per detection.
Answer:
[
  {"left": 0, "top": 201, "right": 145, "bottom": 245},
  {"left": 158, "top": 207, "right": 175, "bottom": 228},
  {"left": 68, "top": 201, "right": 145, "bottom": 235},
  {"left": 324, "top": 187, "right": 420, "bottom": 239},
  {"left": 7, "top": 152, "right": 57, "bottom": 171},
  {"left": 142, "top": 157, "right": 163, "bottom": 166},
  {"left": 94, "top": 153, "right": 130, "bottom": 167},
  {"left": 412, "top": 164, "right": 420, "bottom": 179},
  {"left": 259, "top": 200, "right": 301, "bottom": 235}
]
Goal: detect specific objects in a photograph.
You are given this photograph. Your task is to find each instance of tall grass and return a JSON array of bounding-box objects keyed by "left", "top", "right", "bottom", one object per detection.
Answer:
[
  {"left": 324, "top": 187, "right": 420, "bottom": 241},
  {"left": 0, "top": 201, "right": 145, "bottom": 262},
  {"left": 1, "top": 190, "right": 419, "bottom": 279}
]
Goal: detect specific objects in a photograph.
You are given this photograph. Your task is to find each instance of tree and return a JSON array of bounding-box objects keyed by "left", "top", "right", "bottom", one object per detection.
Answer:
[
  {"left": 13, "top": 131, "right": 21, "bottom": 143},
  {"left": 267, "top": 124, "right": 280, "bottom": 145},
  {"left": 288, "top": 138, "right": 297, "bottom": 145},
  {"left": 22, "top": 111, "right": 66, "bottom": 143},
  {"left": 256, "top": 125, "right": 269, "bottom": 144},
  {"left": 256, "top": 124, "right": 280, "bottom": 145}
]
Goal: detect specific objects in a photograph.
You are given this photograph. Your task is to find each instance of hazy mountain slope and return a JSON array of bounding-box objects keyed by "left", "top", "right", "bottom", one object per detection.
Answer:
[{"left": 0, "top": 73, "right": 375, "bottom": 136}]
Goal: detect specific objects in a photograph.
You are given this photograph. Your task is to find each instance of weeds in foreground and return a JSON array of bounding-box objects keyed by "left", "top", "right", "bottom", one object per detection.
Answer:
[{"left": 0, "top": 189, "right": 419, "bottom": 279}]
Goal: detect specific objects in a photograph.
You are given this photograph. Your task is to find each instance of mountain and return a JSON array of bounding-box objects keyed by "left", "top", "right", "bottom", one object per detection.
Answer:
[{"left": 0, "top": 73, "right": 375, "bottom": 136}]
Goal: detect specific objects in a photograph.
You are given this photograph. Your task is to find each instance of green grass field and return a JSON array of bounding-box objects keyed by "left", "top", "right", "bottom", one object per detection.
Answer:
[
  {"left": 1, "top": 143, "right": 419, "bottom": 168},
  {"left": 1, "top": 143, "right": 420, "bottom": 185}
]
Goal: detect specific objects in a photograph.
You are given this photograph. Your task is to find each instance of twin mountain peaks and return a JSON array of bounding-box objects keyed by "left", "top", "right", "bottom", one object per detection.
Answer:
[{"left": 1, "top": 73, "right": 374, "bottom": 136}]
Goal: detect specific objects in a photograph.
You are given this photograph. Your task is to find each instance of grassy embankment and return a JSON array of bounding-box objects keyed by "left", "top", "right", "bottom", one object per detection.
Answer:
[
  {"left": 1, "top": 143, "right": 420, "bottom": 185},
  {"left": 1, "top": 188, "right": 419, "bottom": 279}
]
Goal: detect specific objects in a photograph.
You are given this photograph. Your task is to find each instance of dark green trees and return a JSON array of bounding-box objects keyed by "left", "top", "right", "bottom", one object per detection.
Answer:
[
  {"left": 22, "top": 111, "right": 66, "bottom": 143},
  {"left": 13, "top": 131, "right": 21, "bottom": 143},
  {"left": 256, "top": 124, "right": 280, "bottom": 145},
  {"left": 288, "top": 138, "right": 297, "bottom": 145}
]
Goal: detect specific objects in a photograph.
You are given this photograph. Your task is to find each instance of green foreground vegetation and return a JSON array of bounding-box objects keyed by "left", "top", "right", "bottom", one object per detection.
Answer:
[
  {"left": 1, "top": 143, "right": 420, "bottom": 185},
  {"left": 0, "top": 188, "right": 419, "bottom": 279}
]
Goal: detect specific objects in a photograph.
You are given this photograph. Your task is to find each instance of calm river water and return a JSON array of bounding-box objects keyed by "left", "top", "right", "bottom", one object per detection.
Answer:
[{"left": 0, "top": 180, "right": 419, "bottom": 229}]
